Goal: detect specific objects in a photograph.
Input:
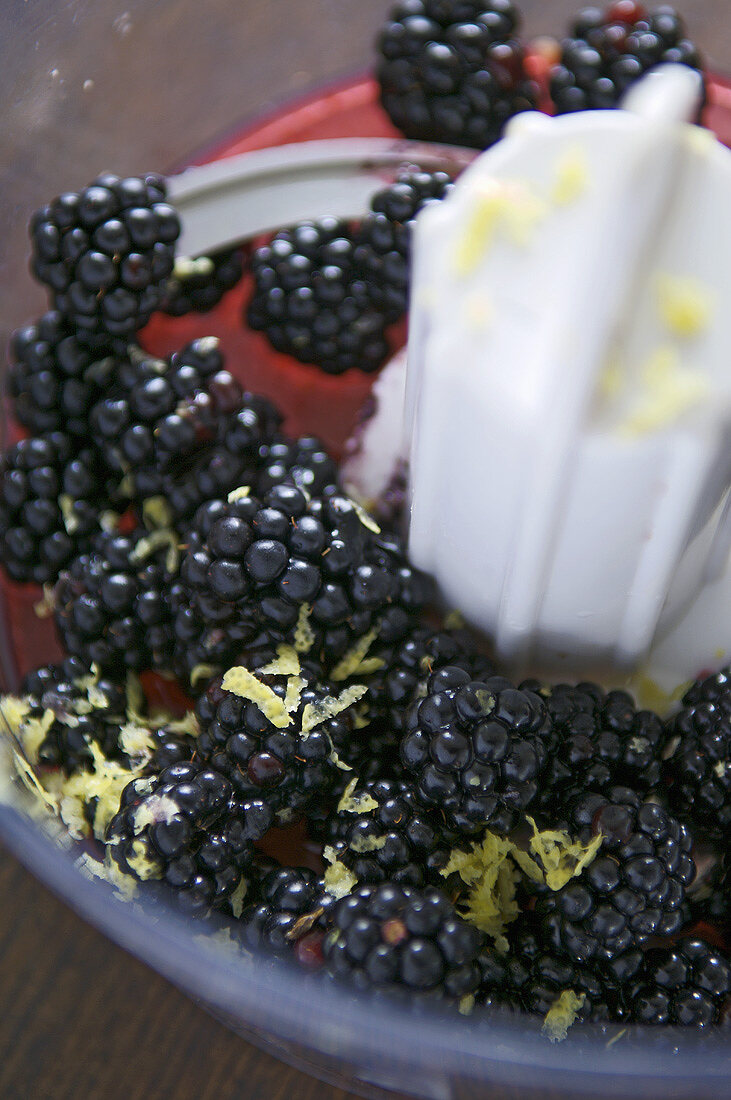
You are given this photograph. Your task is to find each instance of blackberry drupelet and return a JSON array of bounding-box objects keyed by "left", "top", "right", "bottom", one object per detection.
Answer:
[
  {"left": 664, "top": 667, "right": 731, "bottom": 839},
  {"left": 8, "top": 311, "right": 119, "bottom": 438},
  {"left": 90, "top": 338, "right": 243, "bottom": 498},
  {"left": 253, "top": 435, "right": 339, "bottom": 499},
  {"left": 377, "top": 0, "right": 537, "bottom": 149},
  {"left": 520, "top": 680, "right": 666, "bottom": 821},
  {"left": 354, "top": 170, "right": 453, "bottom": 323},
  {"left": 323, "top": 881, "right": 485, "bottom": 998},
  {"left": 30, "top": 172, "right": 180, "bottom": 341},
  {"left": 162, "top": 249, "right": 245, "bottom": 316},
  {"left": 54, "top": 525, "right": 179, "bottom": 673},
  {"left": 108, "top": 760, "right": 270, "bottom": 916},
  {"left": 179, "top": 485, "right": 432, "bottom": 675},
  {"left": 0, "top": 433, "right": 113, "bottom": 586},
  {"left": 317, "top": 776, "right": 454, "bottom": 887},
  {"left": 19, "top": 657, "right": 128, "bottom": 773},
  {"left": 628, "top": 939, "right": 730, "bottom": 1026},
  {"left": 550, "top": 3, "right": 704, "bottom": 114},
  {"left": 400, "top": 666, "right": 551, "bottom": 835},
  {"left": 194, "top": 654, "right": 366, "bottom": 823},
  {"left": 242, "top": 866, "right": 335, "bottom": 965},
  {"left": 247, "top": 217, "right": 390, "bottom": 375},
  {"left": 537, "top": 788, "right": 696, "bottom": 964}
]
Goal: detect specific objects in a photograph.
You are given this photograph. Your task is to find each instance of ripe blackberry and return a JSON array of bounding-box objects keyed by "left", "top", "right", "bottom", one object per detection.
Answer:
[
  {"left": 168, "top": 581, "right": 259, "bottom": 691},
  {"left": 54, "top": 525, "right": 179, "bottom": 673},
  {"left": 520, "top": 680, "right": 666, "bottom": 821},
  {"left": 90, "top": 338, "right": 243, "bottom": 497},
  {"left": 242, "top": 866, "right": 334, "bottom": 963},
  {"left": 19, "top": 657, "right": 128, "bottom": 773},
  {"left": 377, "top": 0, "right": 537, "bottom": 149},
  {"left": 247, "top": 217, "right": 389, "bottom": 375},
  {"left": 628, "top": 939, "right": 730, "bottom": 1026},
  {"left": 253, "top": 435, "right": 339, "bottom": 499},
  {"left": 304, "top": 725, "right": 411, "bottom": 844},
  {"left": 30, "top": 172, "right": 180, "bottom": 341},
  {"left": 108, "top": 760, "right": 269, "bottom": 916},
  {"left": 400, "top": 667, "right": 552, "bottom": 835},
  {"left": 489, "top": 918, "right": 623, "bottom": 1022},
  {"left": 367, "top": 623, "right": 496, "bottom": 735},
  {"left": 550, "top": 4, "right": 704, "bottom": 114},
  {"left": 317, "top": 777, "right": 454, "bottom": 887},
  {"left": 664, "top": 667, "right": 731, "bottom": 840},
  {"left": 179, "top": 485, "right": 432, "bottom": 675},
  {"left": 194, "top": 654, "right": 366, "bottom": 823},
  {"left": 0, "top": 433, "right": 113, "bottom": 586},
  {"left": 537, "top": 789, "right": 696, "bottom": 964},
  {"left": 151, "top": 394, "right": 283, "bottom": 528},
  {"left": 8, "top": 311, "right": 119, "bottom": 438},
  {"left": 354, "top": 170, "right": 453, "bottom": 323},
  {"left": 323, "top": 881, "right": 484, "bottom": 998},
  {"left": 161, "top": 249, "right": 244, "bottom": 316}
]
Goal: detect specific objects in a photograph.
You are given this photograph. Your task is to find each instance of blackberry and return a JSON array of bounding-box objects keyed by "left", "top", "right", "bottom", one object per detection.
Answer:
[
  {"left": 89, "top": 338, "right": 243, "bottom": 497},
  {"left": 242, "top": 866, "right": 334, "bottom": 964},
  {"left": 318, "top": 777, "right": 454, "bottom": 887},
  {"left": 108, "top": 760, "right": 270, "bottom": 916},
  {"left": 54, "top": 525, "right": 179, "bottom": 673},
  {"left": 520, "top": 680, "right": 666, "bottom": 821},
  {"left": 367, "top": 623, "right": 496, "bottom": 735},
  {"left": 628, "top": 939, "right": 730, "bottom": 1026},
  {"left": 0, "top": 433, "right": 113, "bottom": 586},
  {"left": 247, "top": 217, "right": 389, "bottom": 375},
  {"left": 354, "top": 170, "right": 453, "bottom": 323},
  {"left": 537, "top": 789, "right": 696, "bottom": 964},
  {"left": 664, "top": 667, "right": 731, "bottom": 840},
  {"left": 179, "top": 485, "right": 431, "bottom": 675},
  {"left": 152, "top": 394, "right": 283, "bottom": 528},
  {"left": 19, "top": 657, "right": 128, "bottom": 773},
  {"left": 30, "top": 172, "right": 180, "bottom": 341},
  {"left": 8, "top": 311, "right": 119, "bottom": 438},
  {"left": 687, "top": 850, "right": 729, "bottom": 933},
  {"left": 253, "top": 435, "right": 339, "bottom": 499},
  {"left": 305, "top": 729, "right": 410, "bottom": 843},
  {"left": 194, "top": 653, "right": 366, "bottom": 823},
  {"left": 162, "top": 249, "right": 244, "bottom": 316},
  {"left": 488, "top": 918, "right": 623, "bottom": 1022},
  {"left": 323, "top": 881, "right": 484, "bottom": 998},
  {"left": 550, "top": 4, "right": 704, "bottom": 114},
  {"left": 168, "top": 581, "right": 259, "bottom": 691},
  {"left": 377, "top": 0, "right": 537, "bottom": 149},
  {"left": 400, "top": 667, "right": 552, "bottom": 835}
]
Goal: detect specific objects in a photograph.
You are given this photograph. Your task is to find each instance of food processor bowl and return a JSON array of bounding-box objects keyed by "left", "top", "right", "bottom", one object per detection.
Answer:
[{"left": 1, "top": 3, "right": 730, "bottom": 1098}]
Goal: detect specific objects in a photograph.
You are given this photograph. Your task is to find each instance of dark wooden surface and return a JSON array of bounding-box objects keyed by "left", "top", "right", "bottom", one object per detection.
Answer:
[
  {"left": 1, "top": 2, "right": 730, "bottom": 1098},
  {"left": 0, "top": 849, "right": 368, "bottom": 1100}
]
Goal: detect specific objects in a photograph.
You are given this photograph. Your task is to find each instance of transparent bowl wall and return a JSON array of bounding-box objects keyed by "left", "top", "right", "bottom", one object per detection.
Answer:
[{"left": 1, "top": 4, "right": 731, "bottom": 1099}]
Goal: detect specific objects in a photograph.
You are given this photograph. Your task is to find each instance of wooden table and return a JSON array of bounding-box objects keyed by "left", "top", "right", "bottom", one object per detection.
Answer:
[
  {"left": 0, "top": 849, "right": 364, "bottom": 1100},
  {"left": 1, "top": 1, "right": 729, "bottom": 1097}
]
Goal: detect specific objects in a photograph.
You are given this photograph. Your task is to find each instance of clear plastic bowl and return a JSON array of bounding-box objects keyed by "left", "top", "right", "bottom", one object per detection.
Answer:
[{"left": 1, "top": 4, "right": 730, "bottom": 1098}]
